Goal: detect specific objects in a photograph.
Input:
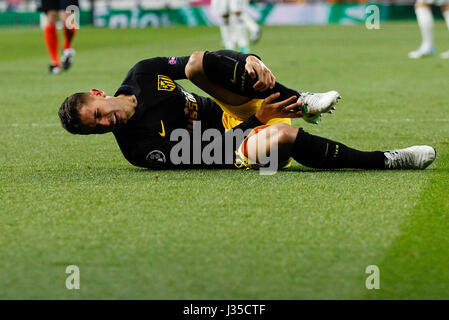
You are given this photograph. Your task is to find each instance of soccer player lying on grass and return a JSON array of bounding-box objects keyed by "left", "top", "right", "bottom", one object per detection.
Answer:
[{"left": 58, "top": 50, "right": 436, "bottom": 171}]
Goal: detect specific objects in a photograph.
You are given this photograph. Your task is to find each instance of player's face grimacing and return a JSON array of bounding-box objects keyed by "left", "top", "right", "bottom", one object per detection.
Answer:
[{"left": 78, "top": 89, "right": 129, "bottom": 134}]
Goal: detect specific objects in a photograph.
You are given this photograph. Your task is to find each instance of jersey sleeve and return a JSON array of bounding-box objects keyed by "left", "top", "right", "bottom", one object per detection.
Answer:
[
  {"left": 133, "top": 56, "right": 190, "bottom": 80},
  {"left": 210, "top": 49, "right": 261, "bottom": 63},
  {"left": 131, "top": 51, "right": 258, "bottom": 81},
  {"left": 114, "top": 56, "right": 190, "bottom": 97}
]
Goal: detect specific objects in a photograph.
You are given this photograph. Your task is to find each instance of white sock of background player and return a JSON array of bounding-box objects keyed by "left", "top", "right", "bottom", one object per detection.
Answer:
[
  {"left": 415, "top": 5, "right": 434, "bottom": 51},
  {"left": 220, "top": 14, "right": 234, "bottom": 50},
  {"left": 232, "top": 12, "right": 249, "bottom": 53}
]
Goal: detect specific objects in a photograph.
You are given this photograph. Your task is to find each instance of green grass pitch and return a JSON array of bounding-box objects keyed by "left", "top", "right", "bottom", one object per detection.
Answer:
[{"left": 0, "top": 22, "right": 448, "bottom": 299}]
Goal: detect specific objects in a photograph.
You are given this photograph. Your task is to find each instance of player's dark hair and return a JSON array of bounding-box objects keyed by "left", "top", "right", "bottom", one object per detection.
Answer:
[{"left": 58, "top": 92, "right": 91, "bottom": 135}]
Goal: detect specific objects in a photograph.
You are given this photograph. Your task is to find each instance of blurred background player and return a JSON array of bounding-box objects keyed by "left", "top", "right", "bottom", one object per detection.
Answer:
[
  {"left": 409, "top": 0, "right": 449, "bottom": 58},
  {"left": 37, "top": 0, "right": 79, "bottom": 73},
  {"left": 211, "top": 0, "right": 262, "bottom": 53}
]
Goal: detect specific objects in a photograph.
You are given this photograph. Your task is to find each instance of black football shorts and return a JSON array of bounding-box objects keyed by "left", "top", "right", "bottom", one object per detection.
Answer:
[{"left": 37, "top": 0, "right": 79, "bottom": 12}]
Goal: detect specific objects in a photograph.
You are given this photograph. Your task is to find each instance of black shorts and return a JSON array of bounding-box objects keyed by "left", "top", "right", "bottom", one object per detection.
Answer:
[
  {"left": 194, "top": 95, "right": 293, "bottom": 170},
  {"left": 37, "top": 0, "right": 79, "bottom": 12},
  {"left": 195, "top": 94, "right": 225, "bottom": 133}
]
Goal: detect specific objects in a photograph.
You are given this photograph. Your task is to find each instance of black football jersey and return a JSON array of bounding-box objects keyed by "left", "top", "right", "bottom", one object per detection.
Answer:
[{"left": 112, "top": 55, "right": 263, "bottom": 169}]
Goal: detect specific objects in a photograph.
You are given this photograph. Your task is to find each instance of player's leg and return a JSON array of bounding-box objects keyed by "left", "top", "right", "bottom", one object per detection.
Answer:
[
  {"left": 240, "top": 0, "right": 261, "bottom": 44},
  {"left": 186, "top": 51, "right": 302, "bottom": 104},
  {"left": 243, "top": 11, "right": 262, "bottom": 44},
  {"left": 186, "top": 51, "right": 256, "bottom": 106},
  {"left": 439, "top": 3, "right": 449, "bottom": 58},
  {"left": 60, "top": 9, "right": 77, "bottom": 71},
  {"left": 186, "top": 51, "right": 340, "bottom": 124},
  {"left": 212, "top": 0, "right": 234, "bottom": 50},
  {"left": 40, "top": 0, "right": 61, "bottom": 73},
  {"left": 230, "top": 0, "right": 249, "bottom": 53},
  {"left": 239, "top": 123, "right": 294, "bottom": 169},
  {"left": 221, "top": 13, "right": 235, "bottom": 50},
  {"left": 244, "top": 123, "right": 436, "bottom": 170},
  {"left": 409, "top": 0, "right": 436, "bottom": 59},
  {"left": 59, "top": 0, "right": 79, "bottom": 70},
  {"left": 244, "top": 123, "right": 386, "bottom": 170}
]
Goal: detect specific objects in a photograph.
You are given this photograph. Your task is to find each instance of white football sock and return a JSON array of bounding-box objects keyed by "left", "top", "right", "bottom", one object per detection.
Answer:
[
  {"left": 233, "top": 13, "right": 249, "bottom": 52},
  {"left": 220, "top": 16, "right": 234, "bottom": 50},
  {"left": 416, "top": 6, "right": 434, "bottom": 51}
]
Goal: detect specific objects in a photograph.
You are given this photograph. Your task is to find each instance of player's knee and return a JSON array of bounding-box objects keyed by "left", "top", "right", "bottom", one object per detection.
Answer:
[
  {"left": 46, "top": 11, "right": 58, "bottom": 25},
  {"left": 276, "top": 129, "right": 292, "bottom": 145},
  {"left": 59, "top": 11, "right": 70, "bottom": 24},
  {"left": 271, "top": 123, "right": 296, "bottom": 145},
  {"left": 185, "top": 51, "right": 205, "bottom": 79}
]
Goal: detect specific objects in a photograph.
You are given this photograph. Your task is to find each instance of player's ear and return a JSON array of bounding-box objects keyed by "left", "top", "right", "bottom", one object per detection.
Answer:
[{"left": 90, "top": 88, "right": 107, "bottom": 98}]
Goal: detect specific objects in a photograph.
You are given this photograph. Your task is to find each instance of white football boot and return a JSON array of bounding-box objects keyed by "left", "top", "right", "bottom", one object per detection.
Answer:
[
  {"left": 384, "top": 146, "right": 436, "bottom": 170},
  {"left": 250, "top": 27, "right": 262, "bottom": 44},
  {"left": 62, "top": 48, "right": 76, "bottom": 71},
  {"left": 440, "top": 50, "right": 449, "bottom": 59},
  {"left": 49, "top": 63, "right": 62, "bottom": 75},
  {"left": 297, "top": 91, "right": 341, "bottom": 124},
  {"left": 408, "top": 46, "right": 435, "bottom": 59}
]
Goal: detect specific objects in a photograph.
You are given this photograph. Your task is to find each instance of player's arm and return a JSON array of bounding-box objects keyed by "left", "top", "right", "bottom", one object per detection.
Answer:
[
  {"left": 133, "top": 56, "right": 190, "bottom": 80},
  {"left": 133, "top": 50, "right": 264, "bottom": 82}
]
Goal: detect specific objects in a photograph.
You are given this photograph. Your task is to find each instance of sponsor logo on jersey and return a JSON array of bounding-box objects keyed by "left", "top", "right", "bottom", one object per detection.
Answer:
[
  {"left": 168, "top": 57, "right": 177, "bottom": 65},
  {"left": 158, "top": 75, "right": 176, "bottom": 91},
  {"left": 231, "top": 62, "right": 239, "bottom": 84}
]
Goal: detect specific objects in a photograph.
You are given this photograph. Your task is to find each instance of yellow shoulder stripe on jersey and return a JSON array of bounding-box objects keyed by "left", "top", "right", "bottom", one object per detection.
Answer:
[{"left": 158, "top": 75, "right": 176, "bottom": 92}]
